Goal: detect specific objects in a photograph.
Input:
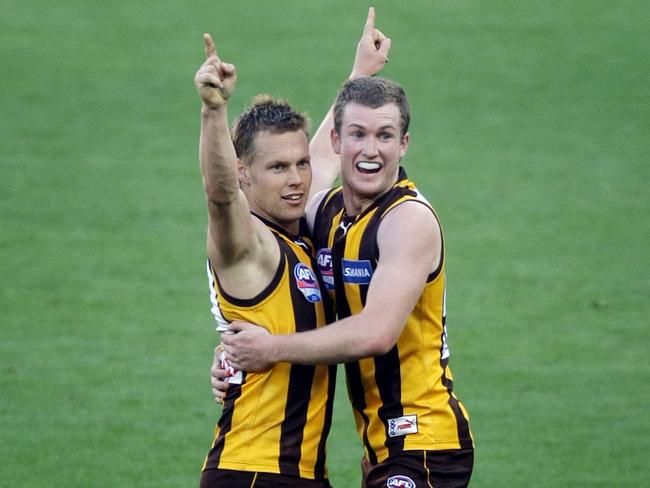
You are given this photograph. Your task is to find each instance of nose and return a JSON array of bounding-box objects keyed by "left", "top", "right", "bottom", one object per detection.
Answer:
[
  {"left": 286, "top": 165, "right": 302, "bottom": 186},
  {"left": 362, "top": 136, "right": 378, "bottom": 158}
]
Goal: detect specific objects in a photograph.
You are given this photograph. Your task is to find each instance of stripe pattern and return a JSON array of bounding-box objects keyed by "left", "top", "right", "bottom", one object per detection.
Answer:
[
  {"left": 202, "top": 216, "right": 335, "bottom": 480},
  {"left": 312, "top": 167, "right": 474, "bottom": 464}
]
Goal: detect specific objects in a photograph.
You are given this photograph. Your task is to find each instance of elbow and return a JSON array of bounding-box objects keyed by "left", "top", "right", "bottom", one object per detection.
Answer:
[
  {"left": 350, "top": 314, "right": 401, "bottom": 358},
  {"left": 204, "top": 180, "right": 238, "bottom": 206},
  {"left": 364, "top": 334, "right": 397, "bottom": 357}
]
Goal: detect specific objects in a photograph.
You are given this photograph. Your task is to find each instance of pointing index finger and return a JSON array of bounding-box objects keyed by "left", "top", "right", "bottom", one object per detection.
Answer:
[
  {"left": 363, "top": 7, "right": 376, "bottom": 36},
  {"left": 203, "top": 33, "right": 217, "bottom": 59}
]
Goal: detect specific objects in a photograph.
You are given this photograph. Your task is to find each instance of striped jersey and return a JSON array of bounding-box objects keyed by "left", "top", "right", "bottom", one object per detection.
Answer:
[
  {"left": 312, "top": 167, "right": 474, "bottom": 464},
  {"left": 203, "top": 215, "right": 336, "bottom": 480}
]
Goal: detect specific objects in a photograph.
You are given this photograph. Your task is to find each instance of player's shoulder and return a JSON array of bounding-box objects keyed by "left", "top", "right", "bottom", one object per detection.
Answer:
[
  {"left": 383, "top": 189, "right": 437, "bottom": 222},
  {"left": 378, "top": 197, "right": 441, "bottom": 248},
  {"left": 306, "top": 187, "right": 342, "bottom": 232}
]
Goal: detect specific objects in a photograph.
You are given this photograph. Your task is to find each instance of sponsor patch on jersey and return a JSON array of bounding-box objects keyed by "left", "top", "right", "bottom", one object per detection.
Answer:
[
  {"left": 387, "top": 475, "right": 416, "bottom": 488},
  {"left": 316, "top": 248, "right": 335, "bottom": 290},
  {"left": 388, "top": 414, "right": 418, "bottom": 437},
  {"left": 293, "top": 263, "right": 322, "bottom": 303},
  {"left": 341, "top": 259, "right": 373, "bottom": 284}
]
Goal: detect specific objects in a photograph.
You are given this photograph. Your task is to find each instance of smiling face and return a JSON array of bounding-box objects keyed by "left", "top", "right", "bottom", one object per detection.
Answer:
[
  {"left": 239, "top": 129, "right": 311, "bottom": 234},
  {"left": 332, "top": 102, "right": 410, "bottom": 214}
]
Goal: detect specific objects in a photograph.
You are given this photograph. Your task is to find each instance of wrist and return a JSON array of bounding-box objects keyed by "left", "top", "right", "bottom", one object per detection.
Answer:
[
  {"left": 349, "top": 71, "right": 366, "bottom": 81},
  {"left": 267, "top": 334, "right": 280, "bottom": 363},
  {"left": 201, "top": 102, "right": 227, "bottom": 116}
]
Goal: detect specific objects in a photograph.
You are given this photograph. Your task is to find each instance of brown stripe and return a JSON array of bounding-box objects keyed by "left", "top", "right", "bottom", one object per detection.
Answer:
[
  {"left": 313, "top": 188, "right": 344, "bottom": 249},
  {"left": 374, "top": 348, "right": 405, "bottom": 457},
  {"left": 440, "top": 358, "right": 473, "bottom": 449},
  {"left": 314, "top": 364, "right": 337, "bottom": 478},
  {"left": 279, "top": 241, "right": 320, "bottom": 475},
  {"left": 279, "top": 364, "right": 315, "bottom": 475},
  {"left": 345, "top": 361, "right": 377, "bottom": 464},
  {"left": 204, "top": 377, "right": 245, "bottom": 469},
  {"left": 331, "top": 215, "right": 377, "bottom": 463},
  {"left": 448, "top": 396, "right": 473, "bottom": 450}
]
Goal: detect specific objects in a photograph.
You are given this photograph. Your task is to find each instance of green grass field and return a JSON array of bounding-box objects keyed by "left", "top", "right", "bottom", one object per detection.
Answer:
[{"left": 2, "top": 1, "right": 648, "bottom": 486}]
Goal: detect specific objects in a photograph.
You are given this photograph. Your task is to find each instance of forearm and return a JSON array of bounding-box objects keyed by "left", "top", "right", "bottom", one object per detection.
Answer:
[
  {"left": 309, "top": 10, "right": 390, "bottom": 199},
  {"left": 269, "top": 313, "right": 394, "bottom": 365},
  {"left": 307, "top": 70, "right": 382, "bottom": 198},
  {"left": 308, "top": 107, "right": 339, "bottom": 198},
  {"left": 200, "top": 105, "right": 239, "bottom": 204}
]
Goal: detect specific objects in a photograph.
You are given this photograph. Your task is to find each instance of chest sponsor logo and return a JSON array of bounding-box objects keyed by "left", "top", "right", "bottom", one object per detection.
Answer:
[
  {"left": 293, "top": 263, "right": 322, "bottom": 303},
  {"left": 387, "top": 475, "right": 416, "bottom": 488},
  {"left": 316, "top": 248, "right": 335, "bottom": 289},
  {"left": 342, "top": 259, "right": 373, "bottom": 284},
  {"left": 388, "top": 414, "right": 418, "bottom": 437}
]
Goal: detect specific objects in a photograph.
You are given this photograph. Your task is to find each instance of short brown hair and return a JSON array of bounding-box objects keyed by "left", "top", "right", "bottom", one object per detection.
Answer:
[
  {"left": 232, "top": 95, "right": 309, "bottom": 164},
  {"left": 333, "top": 77, "right": 410, "bottom": 136}
]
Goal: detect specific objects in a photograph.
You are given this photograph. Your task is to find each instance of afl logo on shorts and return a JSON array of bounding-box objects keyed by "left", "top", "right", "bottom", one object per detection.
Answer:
[
  {"left": 316, "top": 248, "right": 335, "bottom": 290},
  {"left": 293, "top": 263, "right": 322, "bottom": 303},
  {"left": 387, "top": 475, "right": 416, "bottom": 488}
]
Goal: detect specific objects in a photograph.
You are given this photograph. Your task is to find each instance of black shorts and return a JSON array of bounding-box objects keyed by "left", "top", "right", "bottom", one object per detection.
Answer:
[
  {"left": 200, "top": 468, "right": 333, "bottom": 488},
  {"left": 362, "top": 449, "right": 474, "bottom": 488}
]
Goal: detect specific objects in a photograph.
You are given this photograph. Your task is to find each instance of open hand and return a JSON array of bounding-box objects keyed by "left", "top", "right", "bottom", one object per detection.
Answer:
[{"left": 221, "top": 321, "right": 274, "bottom": 372}]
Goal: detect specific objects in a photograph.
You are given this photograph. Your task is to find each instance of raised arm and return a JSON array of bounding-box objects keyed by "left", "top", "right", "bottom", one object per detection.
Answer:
[
  {"left": 307, "top": 7, "right": 392, "bottom": 203},
  {"left": 195, "top": 35, "right": 272, "bottom": 281},
  {"left": 222, "top": 202, "right": 441, "bottom": 369}
]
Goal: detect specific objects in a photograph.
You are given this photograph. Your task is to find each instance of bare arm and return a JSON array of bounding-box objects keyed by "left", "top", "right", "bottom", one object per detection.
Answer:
[
  {"left": 222, "top": 202, "right": 441, "bottom": 368},
  {"left": 308, "top": 7, "right": 392, "bottom": 201},
  {"left": 196, "top": 35, "right": 274, "bottom": 286}
]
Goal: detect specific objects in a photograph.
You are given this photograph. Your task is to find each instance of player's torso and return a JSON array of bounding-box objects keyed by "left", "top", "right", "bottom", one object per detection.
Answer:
[
  {"left": 205, "top": 219, "right": 335, "bottom": 479},
  {"left": 313, "top": 168, "right": 473, "bottom": 464}
]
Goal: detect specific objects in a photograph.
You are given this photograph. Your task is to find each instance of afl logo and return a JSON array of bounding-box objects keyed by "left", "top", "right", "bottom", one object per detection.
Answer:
[
  {"left": 293, "top": 263, "right": 322, "bottom": 303},
  {"left": 316, "top": 248, "right": 335, "bottom": 290},
  {"left": 387, "top": 475, "right": 416, "bottom": 488}
]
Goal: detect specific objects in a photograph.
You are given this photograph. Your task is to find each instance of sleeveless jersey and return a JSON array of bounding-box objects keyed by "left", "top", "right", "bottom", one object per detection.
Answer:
[
  {"left": 203, "top": 216, "right": 336, "bottom": 480},
  {"left": 312, "top": 167, "right": 474, "bottom": 465}
]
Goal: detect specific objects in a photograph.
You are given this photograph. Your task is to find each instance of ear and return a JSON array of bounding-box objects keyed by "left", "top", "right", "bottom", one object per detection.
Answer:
[
  {"left": 330, "top": 128, "right": 342, "bottom": 154},
  {"left": 237, "top": 159, "right": 250, "bottom": 185},
  {"left": 399, "top": 132, "right": 410, "bottom": 159}
]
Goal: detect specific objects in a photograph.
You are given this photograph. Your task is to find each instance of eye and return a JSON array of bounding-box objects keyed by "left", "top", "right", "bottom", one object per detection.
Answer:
[
  {"left": 270, "top": 163, "right": 286, "bottom": 171},
  {"left": 378, "top": 131, "right": 394, "bottom": 140},
  {"left": 297, "top": 159, "right": 310, "bottom": 167},
  {"left": 351, "top": 130, "right": 364, "bottom": 138}
]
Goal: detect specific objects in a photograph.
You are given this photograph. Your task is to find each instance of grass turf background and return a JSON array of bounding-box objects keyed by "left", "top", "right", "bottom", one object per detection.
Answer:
[{"left": 2, "top": 1, "right": 648, "bottom": 486}]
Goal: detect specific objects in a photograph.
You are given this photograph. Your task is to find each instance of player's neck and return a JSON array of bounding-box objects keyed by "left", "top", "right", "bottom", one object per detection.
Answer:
[{"left": 342, "top": 185, "right": 391, "bottom": 217}]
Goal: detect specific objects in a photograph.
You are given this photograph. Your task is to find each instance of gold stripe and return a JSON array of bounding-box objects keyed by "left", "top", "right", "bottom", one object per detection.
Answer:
[
  {"left": 209, "top": 236, "right": 330, "bottom": 475},
  {"left": 424, "top": 451, "right": 434, "bottom": 488},
  {"left": 333, "top": 188, "right": 471, "bottom": 460},
  {"left": 327, "top": 209, "right": 344, "bottom": 246}
]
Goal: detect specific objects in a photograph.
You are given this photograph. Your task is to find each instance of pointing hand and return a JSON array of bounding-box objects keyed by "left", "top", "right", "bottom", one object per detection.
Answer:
[{"left": 194, "top": 33, "right": 237, "bottom": 109}]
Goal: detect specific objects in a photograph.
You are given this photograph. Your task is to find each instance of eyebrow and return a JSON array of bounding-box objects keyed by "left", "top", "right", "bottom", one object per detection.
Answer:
[
  {"left": 266, "top": 155, "right": 310, "bottom": 165},
  {"left": 348, "top": 123, "right": 397, "bottom": 131}
]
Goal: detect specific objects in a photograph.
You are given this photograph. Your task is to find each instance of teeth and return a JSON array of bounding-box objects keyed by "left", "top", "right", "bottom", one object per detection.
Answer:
[
  {"left": 356, "top": 161, "right": 381, "bottom": 171},
  {"left": 283, "top": 194, "right": 302, "bottom": 200}
]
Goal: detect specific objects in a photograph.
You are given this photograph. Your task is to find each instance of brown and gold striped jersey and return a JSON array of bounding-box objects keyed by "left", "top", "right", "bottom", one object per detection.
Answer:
[
  {"left": 203, "top": 215, "right": 335, "bottom": 480},
  {"left": 312, "top": 167, "right": 474, "bottom": 465}
]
